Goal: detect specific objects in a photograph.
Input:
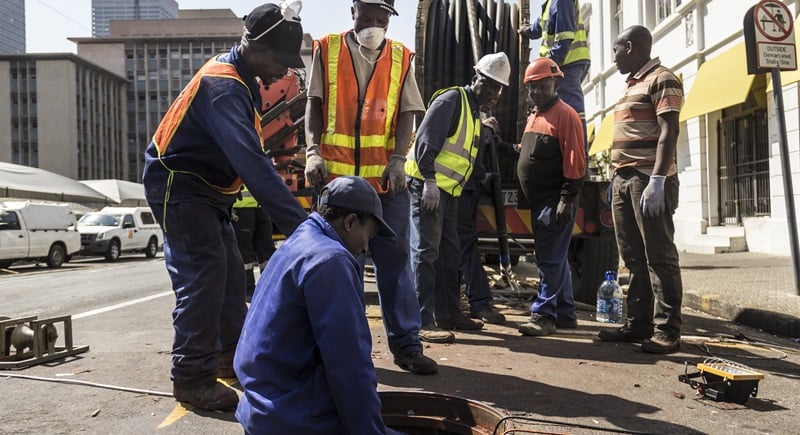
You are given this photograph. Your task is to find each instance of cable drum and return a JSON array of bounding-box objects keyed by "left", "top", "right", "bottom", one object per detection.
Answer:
[{"left": 415, "top": 0, "right": 531, "bottom": 146}]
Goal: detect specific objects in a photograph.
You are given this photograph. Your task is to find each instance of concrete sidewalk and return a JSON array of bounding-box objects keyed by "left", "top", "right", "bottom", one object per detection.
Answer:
[{"left": 679, "top": 251, "right": 800, "bottom": 339}]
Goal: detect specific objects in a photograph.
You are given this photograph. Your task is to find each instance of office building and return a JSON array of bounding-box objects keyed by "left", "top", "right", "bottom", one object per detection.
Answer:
[
  {"left": 72, "top": 9, "right": 313, "bottom": 182},
  {"left": 582, "top": 0, "right": 800, "bottom": 255},
  {"left": 0, "top": 54, "right": 127, "bottom": 180},
  {"left": 92, "top": 0, "right": 179, "bottom": 37},
  {"left": 0, "top": 0, "right": 25, "bottom": 54}
]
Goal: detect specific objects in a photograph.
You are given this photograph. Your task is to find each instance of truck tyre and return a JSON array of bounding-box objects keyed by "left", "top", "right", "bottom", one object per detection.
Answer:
[
  {"left": 46, "top": 244, "right": 67, "bottom": 268},
  {"left": 568, "top": 236, "right": 620, "bottom": 305},
  {"left": 145, "top": 237, "right": 158, "bottom": 258},
  {"left": 105, "top": 239, "right": 121, "bottom": 262}
]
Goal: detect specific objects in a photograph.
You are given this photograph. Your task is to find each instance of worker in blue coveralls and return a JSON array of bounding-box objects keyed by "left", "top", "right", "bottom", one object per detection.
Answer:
[
  {"left": 520, "top": 0, "right": 591, "bottom": 149},
  {"left": 235, "top": 176, "right": 404, "bottom": 435},
  {"left": 141, "top": 2, "right": 307, "bottom": 412}
]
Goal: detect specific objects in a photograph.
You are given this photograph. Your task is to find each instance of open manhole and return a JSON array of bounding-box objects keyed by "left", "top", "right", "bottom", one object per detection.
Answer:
[{"left": 380, "top": 391, "right": 508, "bottom": 435}]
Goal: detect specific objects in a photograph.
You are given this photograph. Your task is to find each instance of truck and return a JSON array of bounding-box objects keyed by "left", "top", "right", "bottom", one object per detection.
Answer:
[
  {"left": 0, "top": 201, "right": 81, "bottom": 269},
  {"left": 76, "top": 206, "right": 163, "bottom": 261},
  {"left": 262, "top": 0, "right": 618, "bottom": 304}
]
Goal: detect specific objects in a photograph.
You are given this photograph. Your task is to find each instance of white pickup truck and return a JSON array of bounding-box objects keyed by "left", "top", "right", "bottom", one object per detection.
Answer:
[
  {"left": 77, "top": 206, "right": 163, "bottom": 261},
  {"left": 0, "top": 202, "right": 81, "bottom": 269}
]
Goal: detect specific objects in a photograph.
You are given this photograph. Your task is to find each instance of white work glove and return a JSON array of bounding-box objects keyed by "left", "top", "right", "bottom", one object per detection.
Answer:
[
  {"left": 304, "top": 145, "right": 328, "bottom": 190},
  {"left": 640, "top": 175, "right": 666, "bottom": 217},
  {"left": 421, "top": 179, "right": 440, "bottom": 212},
  {"left": 381, "top": 155, "right": 407, "bottom": 196}
]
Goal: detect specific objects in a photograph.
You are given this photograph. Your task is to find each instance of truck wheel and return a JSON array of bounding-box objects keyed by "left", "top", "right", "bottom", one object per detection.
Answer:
[
  {"left": 145, "top": 237, "right": 158, "bottom": 258},
  {"left": 569, "top": 236, "right": 619, "bottom": 305},
  {"left": 105, "top": 239, "right": 121, "bottom": 262},
  {"left": 46, "top": 244, "right": 67, "bottom": 268}
]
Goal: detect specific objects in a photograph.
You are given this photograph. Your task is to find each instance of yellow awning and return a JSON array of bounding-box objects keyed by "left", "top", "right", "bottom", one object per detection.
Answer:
[
  {"left": 680, "top": 42, "right": 755, "bottom": 121},
  {"left": 588, "top": 114, "right": 614, "bottom": 155},
  {"left": 586, "top": 121, "right": 596, "bottom": 144}
]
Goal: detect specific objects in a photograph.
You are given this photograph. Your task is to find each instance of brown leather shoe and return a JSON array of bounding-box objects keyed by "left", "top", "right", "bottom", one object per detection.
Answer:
[{"left": 173, "top": 380, "right": 238, "bottom": 411}]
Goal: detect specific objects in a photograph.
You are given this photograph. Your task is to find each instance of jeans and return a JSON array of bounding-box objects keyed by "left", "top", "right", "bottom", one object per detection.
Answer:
[
  {"left": 612, "top": 169, "right": 683, "bottom": 336},
  {"left": 409, "top": 178, "right": 461, "bottom": 327},
  {"left": 529, "top": 203, "right": 577, "bottom": 323},
  {"left": 367, "top": 188, "right": 423, "bottom": 357},
  {"left": 457, "top": 187, "right": 494, "bottom": 313},
  {"left": 149, "top": 201, "right": 247, "bottom": 385}
]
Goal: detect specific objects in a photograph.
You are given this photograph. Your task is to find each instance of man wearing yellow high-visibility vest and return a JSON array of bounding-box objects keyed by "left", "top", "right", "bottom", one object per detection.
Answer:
[
  {"left": 520, "top": 0, "right": 591, "bottom": 149},
  {"left": 406, "top": 53, "right": 510, "bottom": 344}
]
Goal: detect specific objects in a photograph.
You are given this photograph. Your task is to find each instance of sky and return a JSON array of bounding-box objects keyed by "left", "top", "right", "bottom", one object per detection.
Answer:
[
  {"left": 24, "top": 0, "right": 419, "bottom": 53},
  {"left": 26, "top": 1, "right": 542, "bottom": 54}
]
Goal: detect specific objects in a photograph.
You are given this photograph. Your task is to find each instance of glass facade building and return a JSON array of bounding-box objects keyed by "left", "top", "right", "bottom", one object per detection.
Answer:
[
  {"left": 0, "top": 0, "right": 25, "bottom": 54},
  {"left": 92, "top": 0, "right": 178, "bottom": 37}
]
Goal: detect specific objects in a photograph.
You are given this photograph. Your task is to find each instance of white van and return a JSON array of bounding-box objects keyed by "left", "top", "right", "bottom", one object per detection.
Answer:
[
  {"left": 0, "top": 201, "right": 81, "bottom": 269},
  {"left": 77, "top": 206, "right": 163, "bottom": 261}
]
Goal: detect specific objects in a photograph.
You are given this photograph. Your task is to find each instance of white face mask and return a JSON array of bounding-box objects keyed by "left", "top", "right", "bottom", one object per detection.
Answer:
[{"left": 355, "top": 27, "right": 386, "bottom": 51}]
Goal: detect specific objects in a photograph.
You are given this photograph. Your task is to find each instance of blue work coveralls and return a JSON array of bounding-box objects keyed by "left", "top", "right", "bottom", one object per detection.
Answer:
[
  {"left": 142, "top": 46, "right": 307, "bottom": 386},
  {"left": 235, "top": 213, "right": 391, "bottom": 434}
]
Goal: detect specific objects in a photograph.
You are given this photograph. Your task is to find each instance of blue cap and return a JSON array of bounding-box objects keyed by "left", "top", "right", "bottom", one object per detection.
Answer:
[
  {"left": 604, "top": 270, "right": 617, "bottom": 281},
  {"left": 319, "top": 176, "right": 395, "bottom": 237}
]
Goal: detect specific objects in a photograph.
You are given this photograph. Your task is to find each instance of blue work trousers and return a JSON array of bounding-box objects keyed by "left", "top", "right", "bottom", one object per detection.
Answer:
[
  {"left": 366, "top": 188, "right": 423, "bottom": 357},
  {"left": 530, "top": 203, "right": 577, "bottom": 323},
  {"left": 559, "top": 60, "right": 590, "bottom": 151},
  {"left": 150, "top": 201, "right": 247, "bottom": 385},
  {"left": 457, "top": 187, "right": 494, "bottom": 313},
  {"left": 409, "top": 178, "right": 461, "bottom": 327},
  {"left": 612, "top": 169, "right": 683, "bottom": 336}
]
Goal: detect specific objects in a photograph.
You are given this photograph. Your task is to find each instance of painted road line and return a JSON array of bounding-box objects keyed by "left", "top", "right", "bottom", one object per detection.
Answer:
[{"left": 72, "top": 291, "right": 173, "bottom": 319}]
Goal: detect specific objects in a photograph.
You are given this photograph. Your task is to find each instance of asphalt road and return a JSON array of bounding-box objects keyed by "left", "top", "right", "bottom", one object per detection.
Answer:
[{"left": 1, "top": 257, "right": 799, "bottom": 434}]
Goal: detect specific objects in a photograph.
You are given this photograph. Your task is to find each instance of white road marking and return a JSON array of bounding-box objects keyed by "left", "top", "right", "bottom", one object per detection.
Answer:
[{"left": 73, "top": 291, "right": 173, "bottom": 319}]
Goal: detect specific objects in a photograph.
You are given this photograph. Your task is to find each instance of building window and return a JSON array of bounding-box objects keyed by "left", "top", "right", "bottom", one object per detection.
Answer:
[
  {"left": 613, "top": 0, "right": 623, "bottom": 36},
  {"left": 656, "top": 0, "right": 682, "bottom": 24}
]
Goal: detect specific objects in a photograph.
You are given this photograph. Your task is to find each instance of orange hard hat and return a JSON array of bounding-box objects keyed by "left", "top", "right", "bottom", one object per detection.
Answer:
[{"left": 524, "top": 57, "right": 564, "bottom": 83}]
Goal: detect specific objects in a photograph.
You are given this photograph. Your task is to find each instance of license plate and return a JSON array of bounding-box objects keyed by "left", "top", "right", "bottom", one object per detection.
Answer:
[{"left": 502, "top": 190, "right": 517, "bottom": 206}]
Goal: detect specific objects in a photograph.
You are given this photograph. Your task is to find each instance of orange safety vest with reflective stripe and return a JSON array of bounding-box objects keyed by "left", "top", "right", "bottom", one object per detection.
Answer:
[
  {"left": 151, "top": 56, "right": 264, "bottom": 196},
  {"left": 316, "top": 33, "right": 413, "bottom": 193}
]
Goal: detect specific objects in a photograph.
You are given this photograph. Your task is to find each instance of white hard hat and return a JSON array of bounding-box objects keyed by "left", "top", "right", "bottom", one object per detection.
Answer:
[{"left": 474, "top": 52, "right": 511, "bottom": 86}]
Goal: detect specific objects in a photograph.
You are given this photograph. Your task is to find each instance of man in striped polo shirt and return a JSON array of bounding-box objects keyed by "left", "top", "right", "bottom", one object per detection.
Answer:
[{"left": 597, "top": 25, "right": 684, "bottom": 354}]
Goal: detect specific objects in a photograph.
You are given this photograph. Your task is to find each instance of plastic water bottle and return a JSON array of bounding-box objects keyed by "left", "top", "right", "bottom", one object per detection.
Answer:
[{"left": 596, "top": 271, "right": 623, "bottom": 323}]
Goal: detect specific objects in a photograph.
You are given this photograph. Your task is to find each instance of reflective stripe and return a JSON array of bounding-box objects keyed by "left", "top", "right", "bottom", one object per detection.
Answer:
[
  {"left": 406, "top": 87, "right": 480, "bottom": 197},
  {"left": 323, "top": 35, "right": 341, "bottom": 137},
  {"left": 538, "top": 0, "right": 590, "bottom": 66}
]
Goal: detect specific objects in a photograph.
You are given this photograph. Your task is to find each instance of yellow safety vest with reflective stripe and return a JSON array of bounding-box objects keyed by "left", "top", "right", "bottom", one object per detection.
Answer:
[
  {"left": 539, "top": 0, "right": 590, "bottom": 66},
  {"left": 406, "top": 87, "right": 481, "bottom": 198},
  {"left": 316, "top": 33, "right": 412, "bottom": 193},
  {"left": 233, "top": 186, "right": 258, "bottom": 208}
]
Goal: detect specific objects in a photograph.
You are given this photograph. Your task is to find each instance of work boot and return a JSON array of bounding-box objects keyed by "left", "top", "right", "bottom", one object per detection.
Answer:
[
  {"left": 597, "top": 323, "right": 652, "bottom": 343},
  {"left": 173, "top": 380, "right": 239, "bottom": 411},
  {"left": 641, "top": 331, "right": 681, "bottom": 354},
  {"left": 393, "top": 351, "right": 438, "bottom": 375},
  {"left": 217, "top": 350, "right": 236, "bottom": 379},
  {"left": 419, "top": 325, "right": 455, "bottom": 343},
  {"left": 437, "top": 315, "right": 484, "bottom": 331},
  {"left": 556, "top": 316, "right": 578, "bottom": 329},
  {"left": 518, "top": 313, "right": 556, "bottom": 336},
  {"left": 471, "top": 307, "right": 506, "bottom": 325}
]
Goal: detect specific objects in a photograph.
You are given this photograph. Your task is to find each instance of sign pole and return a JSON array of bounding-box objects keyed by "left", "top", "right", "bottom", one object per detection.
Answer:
[{"left": 770, "top": 68, "right": 800, "bottom": 295}]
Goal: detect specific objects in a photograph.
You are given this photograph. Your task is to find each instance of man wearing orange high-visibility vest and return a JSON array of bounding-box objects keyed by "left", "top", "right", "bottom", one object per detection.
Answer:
[
  {"left": 141, "top": 2, "right": 307, "bottom": 412},
  {"left": 304, "top": 0, "right": 438, "bottom": 375}
]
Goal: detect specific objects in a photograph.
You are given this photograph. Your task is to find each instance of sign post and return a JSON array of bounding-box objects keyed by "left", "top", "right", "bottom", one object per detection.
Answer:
[{"left": 744, "top": 0, "right": 800, "bottom": 295}]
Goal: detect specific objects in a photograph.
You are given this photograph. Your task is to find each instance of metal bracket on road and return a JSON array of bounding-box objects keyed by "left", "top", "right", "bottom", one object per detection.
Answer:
[{"left": 0, "top": 315, "right": 90, "bottom": 370}]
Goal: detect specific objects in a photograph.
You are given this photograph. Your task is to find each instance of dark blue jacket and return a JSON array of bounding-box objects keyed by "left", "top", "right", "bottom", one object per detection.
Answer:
[
  {"left": 234, "top": 213, "right": 388, "bottom": 434},
  {"left": 142, "top": 46, "right": 306, "bottom": 235}
]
